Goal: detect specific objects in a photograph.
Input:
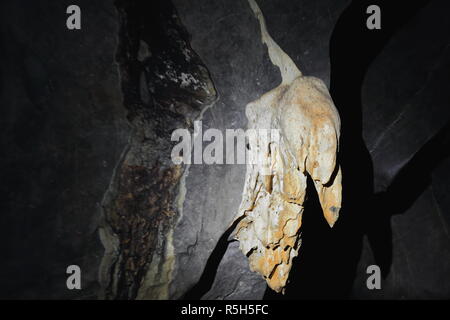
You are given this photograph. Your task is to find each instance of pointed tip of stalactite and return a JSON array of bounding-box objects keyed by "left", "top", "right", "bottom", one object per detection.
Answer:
[
  {"left": 324, "top": 206, "right": 340, "bottom": 228},
  {"left": 236, "top": 0, "right": 342, "bottom": 295}
]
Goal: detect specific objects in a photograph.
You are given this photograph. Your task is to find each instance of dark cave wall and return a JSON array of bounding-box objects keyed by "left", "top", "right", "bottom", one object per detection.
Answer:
[
  {"left": 0, "top": 0, "right": 129, "bottom": 298},
  {"left": 353, "top": 0, "right": 450, "bottom": 299},
  {"left": 0, "top": 0, "right": 449, "bottom": 300},
  {"left": 362, "top": 1, "right": 450, "bottom": 192}
]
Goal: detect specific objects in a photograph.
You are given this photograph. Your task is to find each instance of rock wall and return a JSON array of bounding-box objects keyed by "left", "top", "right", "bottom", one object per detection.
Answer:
[{"left": 0, "top": 0, "right": 449, "bottom": 300}]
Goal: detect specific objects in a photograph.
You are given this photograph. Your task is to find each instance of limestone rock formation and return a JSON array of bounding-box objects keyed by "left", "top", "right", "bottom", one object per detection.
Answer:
[
  {"left": 233, "top": 0, "right": 342, "bottom": 293},
  {"left": 98, "top": 1, "right": 217, "bottom": 299}
]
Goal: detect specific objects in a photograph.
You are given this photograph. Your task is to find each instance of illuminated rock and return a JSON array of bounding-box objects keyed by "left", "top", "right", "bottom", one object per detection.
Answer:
[{"left": 233, "top": 0, "right": 342, "bottom": 293}]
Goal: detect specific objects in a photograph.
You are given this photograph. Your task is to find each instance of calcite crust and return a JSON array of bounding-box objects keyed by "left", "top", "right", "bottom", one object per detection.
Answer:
[{"left": 234, "top": 0, "right": 342, "bottom": 294}]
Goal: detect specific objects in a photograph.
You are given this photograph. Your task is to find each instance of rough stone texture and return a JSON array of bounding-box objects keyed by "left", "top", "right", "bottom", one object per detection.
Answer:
[
  {"left": 98, "top": 0, "right": 216, "bottom": 299},
  {"left": 202, "top": 241, "right": 266, "bottom": 300},
  {"left": 169, "top": 0, "right": 280, "bottom": 299},
  {"left": 362, "top": 0, "right": 450, "bottom": 193},
  {"left": 257, "top": 0, "right": 349, "bottom": 88},
  {"left": 235, "top": 75, "right": 342, "bottom": 293},
  {"left": 345, "top": 0, "right": 450, "bottom": 299},
  {"left": 1, "top": 0, "right": 449, "bottom": 300},
  {"left": 171, "top": 0, "right": 347, "bottom": 300},
  {"left": 0, "top": 0, "right": 348, "bottom": 300},
  {"left": 351, "top": 184, "right": 450, "bottom": 299},
  {"left": 231, "top": 0, "right": 341, "bottom": 293},
  {"left": 0, "top": 0, "right": 129, "bottom": 299}
]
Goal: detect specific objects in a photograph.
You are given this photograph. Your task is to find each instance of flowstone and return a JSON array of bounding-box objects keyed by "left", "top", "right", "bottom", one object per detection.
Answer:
[{"left": 233, "top": 0, "right": 342, "bottom": 293}]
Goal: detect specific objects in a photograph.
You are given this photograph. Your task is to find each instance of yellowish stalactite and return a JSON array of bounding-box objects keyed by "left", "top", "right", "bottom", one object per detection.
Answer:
[{"left": 234, "top": 0, "right": 342, "bottom": 294}]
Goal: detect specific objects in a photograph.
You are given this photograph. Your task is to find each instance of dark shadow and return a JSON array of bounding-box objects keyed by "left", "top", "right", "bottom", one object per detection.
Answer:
[
  {"left": 265, "top": 0, "right": 433, "bottom": 299},
  {"left": 370, "top": 120, "right": 450, "bottom": 276},
  {"left": 182, "top": 218, "right": 243, "bottom": 299},
  {"left": 264, "top": 175, "right": 351, "bottom": 299}
]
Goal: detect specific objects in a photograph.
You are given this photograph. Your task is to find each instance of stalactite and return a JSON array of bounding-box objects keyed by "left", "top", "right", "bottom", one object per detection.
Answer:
[{"left": 233, "top": 0, "right": 342, "bottom": 293}]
